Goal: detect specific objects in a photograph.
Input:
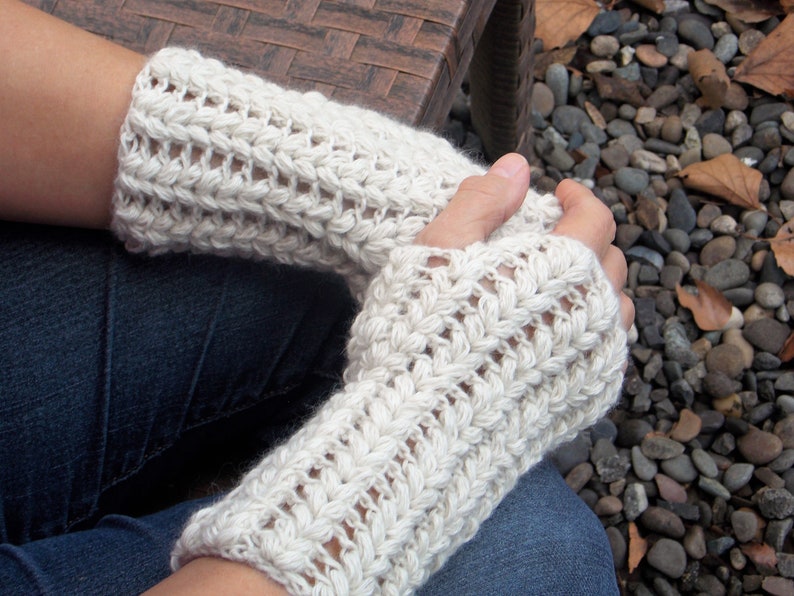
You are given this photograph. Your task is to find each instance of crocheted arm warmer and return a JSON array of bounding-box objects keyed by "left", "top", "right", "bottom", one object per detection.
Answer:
[
  {"left": 111, "top": 48, "right": 562, "bottom": 296},
  {"left": 172, "top": 232, "right": 627, "bottom": 595}
]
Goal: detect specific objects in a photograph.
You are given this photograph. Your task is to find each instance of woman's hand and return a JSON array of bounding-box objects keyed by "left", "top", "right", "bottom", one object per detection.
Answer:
[
  {"left": 144, "top": 153, "right": 632, "bottom": 594},
  {"left": 417, "top": 153, "right": 634, "bottom": 331}
]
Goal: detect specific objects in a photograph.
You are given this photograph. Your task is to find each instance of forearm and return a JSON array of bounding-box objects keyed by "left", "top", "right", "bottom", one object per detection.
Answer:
[
  {"left": 0, "top": 0, "right": 144, "bottom": 228},
  {"left": 171, "top": 234, "right": 627, "bottom": 594}
]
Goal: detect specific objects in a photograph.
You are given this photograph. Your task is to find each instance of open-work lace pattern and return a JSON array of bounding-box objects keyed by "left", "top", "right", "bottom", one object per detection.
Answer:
[
  {"left": 172, "top": 234, "right": 627, "bottom": 595},
  {"left": 112, "top": 48, "right": 563, "bottom": 297}
]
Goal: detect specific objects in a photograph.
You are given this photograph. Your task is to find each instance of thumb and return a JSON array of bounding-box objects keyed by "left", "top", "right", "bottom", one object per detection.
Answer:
[{"left": 415, "top": 153, "right": 530, "bottom": 249}]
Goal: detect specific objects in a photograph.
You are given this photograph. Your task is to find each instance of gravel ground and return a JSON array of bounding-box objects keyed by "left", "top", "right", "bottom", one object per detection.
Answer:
[{"left": 446, "top": 1, "right": 794, "bottom": 594}]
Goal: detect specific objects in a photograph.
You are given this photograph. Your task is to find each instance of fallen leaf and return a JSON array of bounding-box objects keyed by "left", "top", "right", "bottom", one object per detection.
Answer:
[
  {"left": 741, "top": 542, "right": 778, "bottom": 573},
  {"left": 770, "top": 218, "right": 794, "bottom": 276},
  {"left": 676, "top": 281, "right": 733, "bottom": 331},
  {"left": 591, "top": 72, "right": 647, "bottom": 107},
  {"left": 535, "top": 0, "right": 600, "bottom": 50},
  {"left": 689, "top": 49, "right": 730, "bottom": 108},
  {"left": 677, "top": 153, "right": 763, "bottom": 210},
  {"left": 733, "top": 14, "right": 794, "bottom": 97},
  {"left": 779, "top": 330, "right": 794, "bottom": 362},
  {"left": 584, "top": 100, "right": 607, "bottom": 129},
  {"left": 703, "top": 0, "right": 783, "bottom": 22},
  {"left": 629, "top": 0, "right": 666, "bottom": 13},
  {"left": 628, "top": 522, "right": 647, "bottom": 573},
  {"left": 533, "top": 47, "right": 578, "bottom": 79}
]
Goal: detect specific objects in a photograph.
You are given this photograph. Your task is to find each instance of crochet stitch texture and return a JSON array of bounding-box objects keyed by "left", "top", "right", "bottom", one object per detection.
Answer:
[
  {"left": 112, "top": 48, "right": 628, "bottom": 595},
  {"left": 112, "top": 48, "right": 563, "bottom": 296},
  {"left": 172, "top": 235, "right": 627, "bottom": 594}
]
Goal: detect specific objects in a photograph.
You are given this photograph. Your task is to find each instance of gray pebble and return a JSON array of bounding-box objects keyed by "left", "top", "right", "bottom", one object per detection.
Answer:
[
  {"left": 646, "top": 85, "right": 681, "bottom": 110},
  {"left": 782, "top": 168, "right": 794, "bottom": 201},
  {"left": 723, "top": 462, "right": 755, "bottom": 492},
  {"left": 623, "top": 482, "right": 649, "bottom": 521},
  {"left": 607, "top": 119, "right": 637, "bottom": 138},
  {"left": 750, "top": 102, "right": 790, "bottom": 126},
  {"left": 667, "top": 190, "right": 697, "bottom": 232},
  {"left": 664, "top": 322, "right": 700, "bottom": 368},
  {"left": 692, "top": 448, "right": 719, "bottom": 478},
  {"left": 684, "top": 525, "right": 707, "bottom": 559},
  {"left": 742, "top": 210, "right": 769, "bottom": 236},
  {"left": 545, "top": 63, "right": 569, "bottom": 107},
  {"left": 606, "top": 526, "right": 627, "bottom": 567},
  {"left": 678, "top": 18, "right": 715, "bottom": 50},
  {"left": 703, "top": 259, "right": 751, "bottom": 290},
  {"left": 626, "top": 246, "right": 665, "bottom": 270},
  {"left": 551, "top": 105, "right": 590, "bottom": 135},
  {"left": 702, "top": 133, "right": 732, "bottom": 159},
  {"left": 707, "top": 535, "right": 735, "bottom": 556},
  {"left": 641, "top": 506, "right": 686, "bottom": 538},
  {"left": 655, "top": 33, "right": 679, "bottom": 58},
  {"left": 752, "top": 125, "right": 782, "bottom": 151},
  {"left": 766, "top": 518, "right": 794, "bottom": 551},
  {"left": 642, "top": 436, "right": 686, "bottom": 460},
  {"left": 755, "top": 282, "right": 785, "bottom": 309},
  {"left": 613, "top": 62, "right": 642, "bottom": 82},
  {"left": 615, "top": 167, "right": 649, "bottom": 194},
  {"left": 630, "top": 149, "right": 667, "bottom": 173},
  {"left": 743, "top": 318, "right": 791, "bottom": 354},
  {"left": 632, "top": 445, "right": 658, "bottom": 481},
  {"left": 661, "top": 115, "right": 683, "bottom": 143},
  {"left": 601, "top": 144, "right": 630, "bottom": 170},
  {"left": 661, "top": 454, "right": 699, "bottom": 483},
  {"left": 695, "top": 109, "right": 725, "bottom": 136},
  {"left": 713, "top": 33, "right": 738, "bottom": 63},
  {"left": 551, "top": 433, "right": 591, "bottom": 474},
  {"left": 698, "top": 476, "right": 732, "bottom": 500},
  {"left": 731, "top": 510, "right": 759, "bottom": 543},
  {"left": 588, "top": 10, "right": 622, "bottom": 36},
  {"left": 776, "top": 373, "right": 794, "bottom": 393},
  {"left": 590, "top": 34, "right": 620, "bottom": 58},
  {"left": 644, "top": 138, "right": 683, "bottom": 155},
  {"left": 757, "top": 487, "right": 794, "bottom": 519},
  {"left": 647, "top": 538, "right": 688, "bottom": 578}
]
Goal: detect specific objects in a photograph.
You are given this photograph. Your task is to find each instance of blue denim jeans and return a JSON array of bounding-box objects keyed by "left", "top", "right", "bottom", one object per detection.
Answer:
[{"left": 0, "top": 222, "right": 618, "bottom": 595}]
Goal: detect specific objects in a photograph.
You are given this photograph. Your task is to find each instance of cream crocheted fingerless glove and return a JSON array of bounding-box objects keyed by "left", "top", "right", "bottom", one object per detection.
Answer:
[
  {"left": 172, "top": 232, "right": 627, "bottom": 595},
  {"left": 112, "top": 48, "right": 561, "bottom": 296}
]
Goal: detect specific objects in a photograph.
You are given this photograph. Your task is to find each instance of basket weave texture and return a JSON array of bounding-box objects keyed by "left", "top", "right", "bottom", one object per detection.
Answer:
[{"left": 24, "top": 0, "right": 533, "bottom": 158}]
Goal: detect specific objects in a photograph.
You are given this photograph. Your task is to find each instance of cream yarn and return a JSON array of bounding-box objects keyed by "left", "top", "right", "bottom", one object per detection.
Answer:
[
  {"left": 172, "top": 233, "right": 627, "bottom": 595},
  {"left": 112, "top": 48, "right": 563, "bottom": 297},
  {"left": 112, "top": 48, "right": 628, "bottom": 594}
]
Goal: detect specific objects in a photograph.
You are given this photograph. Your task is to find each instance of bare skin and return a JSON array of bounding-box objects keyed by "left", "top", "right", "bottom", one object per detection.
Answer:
[{"left": 1, "top": 2, "right": 633, "bottom": 592}]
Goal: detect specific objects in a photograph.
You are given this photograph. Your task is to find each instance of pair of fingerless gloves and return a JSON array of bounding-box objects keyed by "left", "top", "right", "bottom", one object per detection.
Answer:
[{"left": 112, "top": 48, "right": 627, "bottom": 595}]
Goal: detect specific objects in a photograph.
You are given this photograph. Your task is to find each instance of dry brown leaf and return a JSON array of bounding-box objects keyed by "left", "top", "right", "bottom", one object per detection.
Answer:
[
  {"left": 536, "top": 0, "right": 600, "bottom": 50},
  {"left": 533, "top": 47, "right": 578, "bottom": 79},
  {"left": 779, "top": 330, "right": 794, "bottom": 362},
  {"left": 584, "top": 100, "right": 607, "bottom": 129},
  {"left": 628, "top": 522, "right": 647, "bottom": 573},
  {"left": 629, "top": 0, "right": 666, "bottom": 13},
  {"left": 676, "top": 281, "right": 733, "bottom": 331},
  {"left": 734, "top": 14, "right": 794, "bottom": 97},
  {"left": 770, "top": 218, "right": 794, "bottom": 276},
  {"left": 703, "top": 0, "right": 783, "bottom": 22},
  {"left": 689, "top": 49, "right": 730, "bottom": 108},
  {"left": 591, "top": 72, "right": 647, "bottom": 107},
  {"left": 677, "top": 153, "right": 763, "bottom": 210}
]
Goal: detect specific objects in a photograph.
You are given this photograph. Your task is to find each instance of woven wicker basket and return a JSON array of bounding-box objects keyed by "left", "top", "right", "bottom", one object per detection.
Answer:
[{"left": 24, "top": 0, "right": 534, "bottom": 159}]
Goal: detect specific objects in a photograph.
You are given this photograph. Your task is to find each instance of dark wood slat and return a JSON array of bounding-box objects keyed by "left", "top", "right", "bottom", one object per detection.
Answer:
[{"left": 21, "top": 0, "right": 535, "bottom": 158}]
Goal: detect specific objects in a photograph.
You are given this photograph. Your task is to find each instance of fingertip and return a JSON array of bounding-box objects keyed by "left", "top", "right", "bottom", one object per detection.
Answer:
[{"left": 488, "top": 153, "right": 529, "bottom": 180}]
